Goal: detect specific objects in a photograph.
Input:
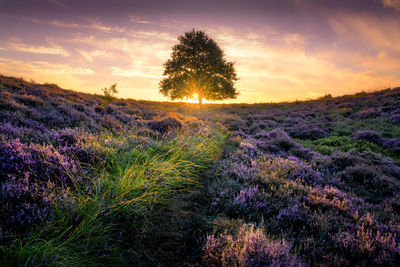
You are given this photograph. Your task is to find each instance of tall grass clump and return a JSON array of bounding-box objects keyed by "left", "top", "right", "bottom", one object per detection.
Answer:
[{"left": 0, "top": 128, "right": 226, "bottom": 266}]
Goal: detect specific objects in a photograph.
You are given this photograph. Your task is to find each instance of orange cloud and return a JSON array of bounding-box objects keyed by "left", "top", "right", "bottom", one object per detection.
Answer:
[
  {"left": 382, "top": 0, "right": 400, "bottom": 11},
  {"left": 8, "top": 42, "right": 69, "bottom": 56}
]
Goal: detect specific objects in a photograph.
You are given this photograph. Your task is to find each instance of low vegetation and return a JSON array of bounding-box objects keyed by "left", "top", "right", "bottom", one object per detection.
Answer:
[{"left": 1, "top": 75, "right": 400, "bottom": 266}]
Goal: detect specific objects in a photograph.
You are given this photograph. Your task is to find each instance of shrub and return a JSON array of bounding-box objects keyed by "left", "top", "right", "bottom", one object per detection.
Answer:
[
  {"left": 258, "top": 156, "right": 323, "bottom": 185},
  {"left": 249, "top": 120, "right": 278, "bottom": 134},
  {"left": 203, "top": 224, "right": 302, "bottom": 266},
  {"left": 0, "top": 174, "right": 68, "bottom": 230},
  {"left": 356, "top": 108, "right": 381, "bottom": 120},
  {"left": 390, "top": 110, "right": 400, "bottom": 124},
  {"left": 351, "top": 130, "right": 384, "bottom": 145},
  {"left": 338, "top": 164, "right": 399, "bottom": 201},
  {"left": 287, "top": 124, "right": 329, "bottom": 140},
  {"left": 277, "top": 201, "right": 310, "bottom": 231},
  {"left": 147, "top": 117, "right": 183, "bottom": 133},
  {"left": 383, "top": 138, "right": 400, "bottom": 153},
  {"left": 253, "top": 129, "right": 315, "bottom": 161},
  {"left": 306, "top": 185, "right": 354, "bottom": 213},
  {"left": 234, "top": 185, "right": 268, "bottom": 210},
  {"left": 254, "top": 128, "right": 296, "bottom": 152},
  {"left": 217, "top": 113, "right": 247, "bottom": 131}
]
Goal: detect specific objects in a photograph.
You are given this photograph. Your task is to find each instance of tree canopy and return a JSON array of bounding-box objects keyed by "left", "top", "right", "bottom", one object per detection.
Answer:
[{"left": 159, "top": 29, "right": 239, "bottom": 105}]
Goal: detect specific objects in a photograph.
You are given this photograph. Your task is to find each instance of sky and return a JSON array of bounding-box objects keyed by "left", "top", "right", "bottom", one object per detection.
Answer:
[{"left": 0, "top": 0, "right": 400, "bottom": 103}]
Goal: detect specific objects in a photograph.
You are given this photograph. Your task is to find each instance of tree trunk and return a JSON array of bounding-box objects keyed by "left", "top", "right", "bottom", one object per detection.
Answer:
[{"left": 198, "top": 96, "right": 202, "bottom": 106}]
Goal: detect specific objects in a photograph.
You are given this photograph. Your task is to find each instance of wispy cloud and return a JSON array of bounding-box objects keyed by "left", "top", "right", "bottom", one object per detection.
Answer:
[
  {"left": 329, "top": 13, "right": 400, "bottom": 53},
  {"left": 48, "top": 0, "right": 68, "bottom": 8},
  {"left": 0, "top": 58, "right": 93, "bottom": 75},
  {"left": 1, "top": 14, "right": 125, "bottom": 34},
  {"left": 382, "top": 0, "right": 400, "bottom": 11},
  {"left": 8, "top": 42, "right": 69, "bottom": 56},
  {"left": 130, "top": 16, "right": 150, "bottom": 24},
  {"left": 79, "top": 49, "right": 113, "bottom": 62},
  {"left": 0, "top": 13, "right": 42, "bottom": 24},
  {"left": 49, "top": 18, "right": 124, "bottom": 33},
  {"left": 110, "top": 65, "right": 163, "bottom": 78},
  {"left": 35, "top": 63, "right": 94, "bottom": 75}
]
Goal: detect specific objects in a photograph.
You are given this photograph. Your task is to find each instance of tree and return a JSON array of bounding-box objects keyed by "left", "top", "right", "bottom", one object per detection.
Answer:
[
  {"left": 101, "top": 83, "right": 118, "bottom": 106},
  {"left": 159, "top": 29, "right": 239, "bottom": 105}
]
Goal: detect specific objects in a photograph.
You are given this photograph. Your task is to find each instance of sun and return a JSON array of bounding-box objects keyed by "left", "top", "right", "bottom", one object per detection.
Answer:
[
  {"left": 180, "top": 93, "right": 214, "bottom": 104},
  {"left": 182, "top": 93, "right": 200, "bottom": 103}
]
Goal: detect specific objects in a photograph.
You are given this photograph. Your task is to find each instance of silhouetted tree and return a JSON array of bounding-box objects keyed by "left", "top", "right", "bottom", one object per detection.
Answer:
[
  {"left": 101, "top": 83, "right": 118, "bottom": 106},
  {"left": 159, "top": 29, "right": 239, "bottom": 105}
]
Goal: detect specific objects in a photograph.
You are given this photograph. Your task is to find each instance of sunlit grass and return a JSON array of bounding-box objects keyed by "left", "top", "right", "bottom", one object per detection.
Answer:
[{"left": 0, "top": 128, "right": 226, "bottom": 266}]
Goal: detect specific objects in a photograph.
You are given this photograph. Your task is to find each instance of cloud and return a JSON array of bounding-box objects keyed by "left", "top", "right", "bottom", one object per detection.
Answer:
[
  {"left": 0, "top": 13, "right": 42, "bottom": 24},
  {"left": 79, "top": 49, "right": 113, "bottom": 62},
  {"left": 201, "top": 25, "right": 400, "bottom": 102},
  {"left": 48, "top": 0, "right": 68, "bottom": 8},
  {"left": 382, "top": 0, "right": 400, "bottom": 11},
  {"left": 0, "top": 57, "right": 96, "bottom": 94},
  {"left": 36, "top": 64, "right": 94, "bottom": 75},
  {"left": 1, "top": 12, "right": 400, "bottom": 103},
  {"left": 48, "top": 18, "right": 125, "bottom": 33},
  {"left": 0, "top": 58, "right": 93, "bottom": 75},
  {"left": 8, "top": 42, "right": 69, "bottom": 56},
  {"left": 110, "top": 64, "right": 163, "bottom": 78},
  {"left": 69, "top": 34, "right": 173, "bottom": 65},
  {"left": 130, "top": 16, "right": 150, "bottom": 24}
]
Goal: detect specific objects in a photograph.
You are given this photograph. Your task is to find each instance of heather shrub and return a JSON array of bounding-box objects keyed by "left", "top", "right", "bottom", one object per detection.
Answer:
[
  {"left": 203, "top": 224, "right": 302, "bottom": 266},
  {"left": 305, "top": 185, "right": 354, "bottom": 213},
  {"left": 286, "top": 124, "right": 329, "bottom": 140},
  {"left": 166, "top": 112, "right": 204, "bottom": 129},
  {"left": 0, "top": 138, "right": 78, "bottom": 231},
  {"left": 383, "top": 138, "right": 400, "bottom": 153},
  {"left": 257, "top": 156, "right": 323, "bottom": 186},
  {"left": 147, "top": 117, "right": 183, "bottom": 133},
  {"left": 337, "top": 164, "right": 400, "bottom": 201},
  {"left": 390, "top": 110, "right": 400, "bottom": 124},
  {"left": 254, "top": 128, "right": 296, "bottom": 152},
  {"left": 14, "top": 94, "right": 44, "bottom": 107},
  {"left": 0, "top": 123, "right": 47, "bottom": 143},
  {"left": 356, "top": 108, "right": 381, "bottom": 120},
  {"left": 100, "top": 115, "right": 123, "bottom": 131},
  {"left": 276, "top": 201, "right": 310, "bottom": 233},
  {"left": 217, "top": 113, "right": 247, "bottom": 131},
  {"left": 283, "top": 117, "right": 305, "bottom": 127},
  {"left": 333, "top": 223, "right": 400, "bottom": 266},
  {"left": 42, "top": 109, "right": 65, "bottom": 128},
  {"left": 249, "top": 120, "right": 278, "bottom": 134},
  {"left": 351, "top": 130, "right": 384, "bottom": 145},
  {"left": 233, "top": 185, "right": 268, "bottom": 212},
  {"left": 0, "top": 139, "right": 79, "bottom": 185},
  {"left": 253, "top": 129, "right": 315, "bottom": 161},
  {"left": 0, "top": 174, "right": 69, "bottom": 230}
]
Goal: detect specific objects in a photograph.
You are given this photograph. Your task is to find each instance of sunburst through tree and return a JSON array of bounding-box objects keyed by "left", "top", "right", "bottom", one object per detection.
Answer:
[{"left": 159, "top": 29, "right": 239, "bottom": 105}]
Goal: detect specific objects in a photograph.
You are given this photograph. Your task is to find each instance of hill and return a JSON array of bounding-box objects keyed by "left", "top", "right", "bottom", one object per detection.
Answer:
[{"left": 1, "top": 74, "right": 400, "bottom": 266}]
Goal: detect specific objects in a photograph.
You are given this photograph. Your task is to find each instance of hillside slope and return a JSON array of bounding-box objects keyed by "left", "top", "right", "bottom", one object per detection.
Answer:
[{"left": 1, "top": 75, "right": 400, "bottom": 266}]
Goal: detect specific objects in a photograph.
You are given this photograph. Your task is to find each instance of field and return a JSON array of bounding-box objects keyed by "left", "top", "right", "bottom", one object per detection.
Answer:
[{"left": 1, "top": 74, "right": 400, "bottom": 266}]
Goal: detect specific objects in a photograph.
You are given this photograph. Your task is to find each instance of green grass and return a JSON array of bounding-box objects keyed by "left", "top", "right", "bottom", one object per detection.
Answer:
[
  {"left": 331, "top": 117, "right": 400, "bottom": 138},
  {"left": 0, "top": 128, "right": 226, "bottom": 266},
  {"left": 297, "top": 136, "right": 400, "bottom": 162}
]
